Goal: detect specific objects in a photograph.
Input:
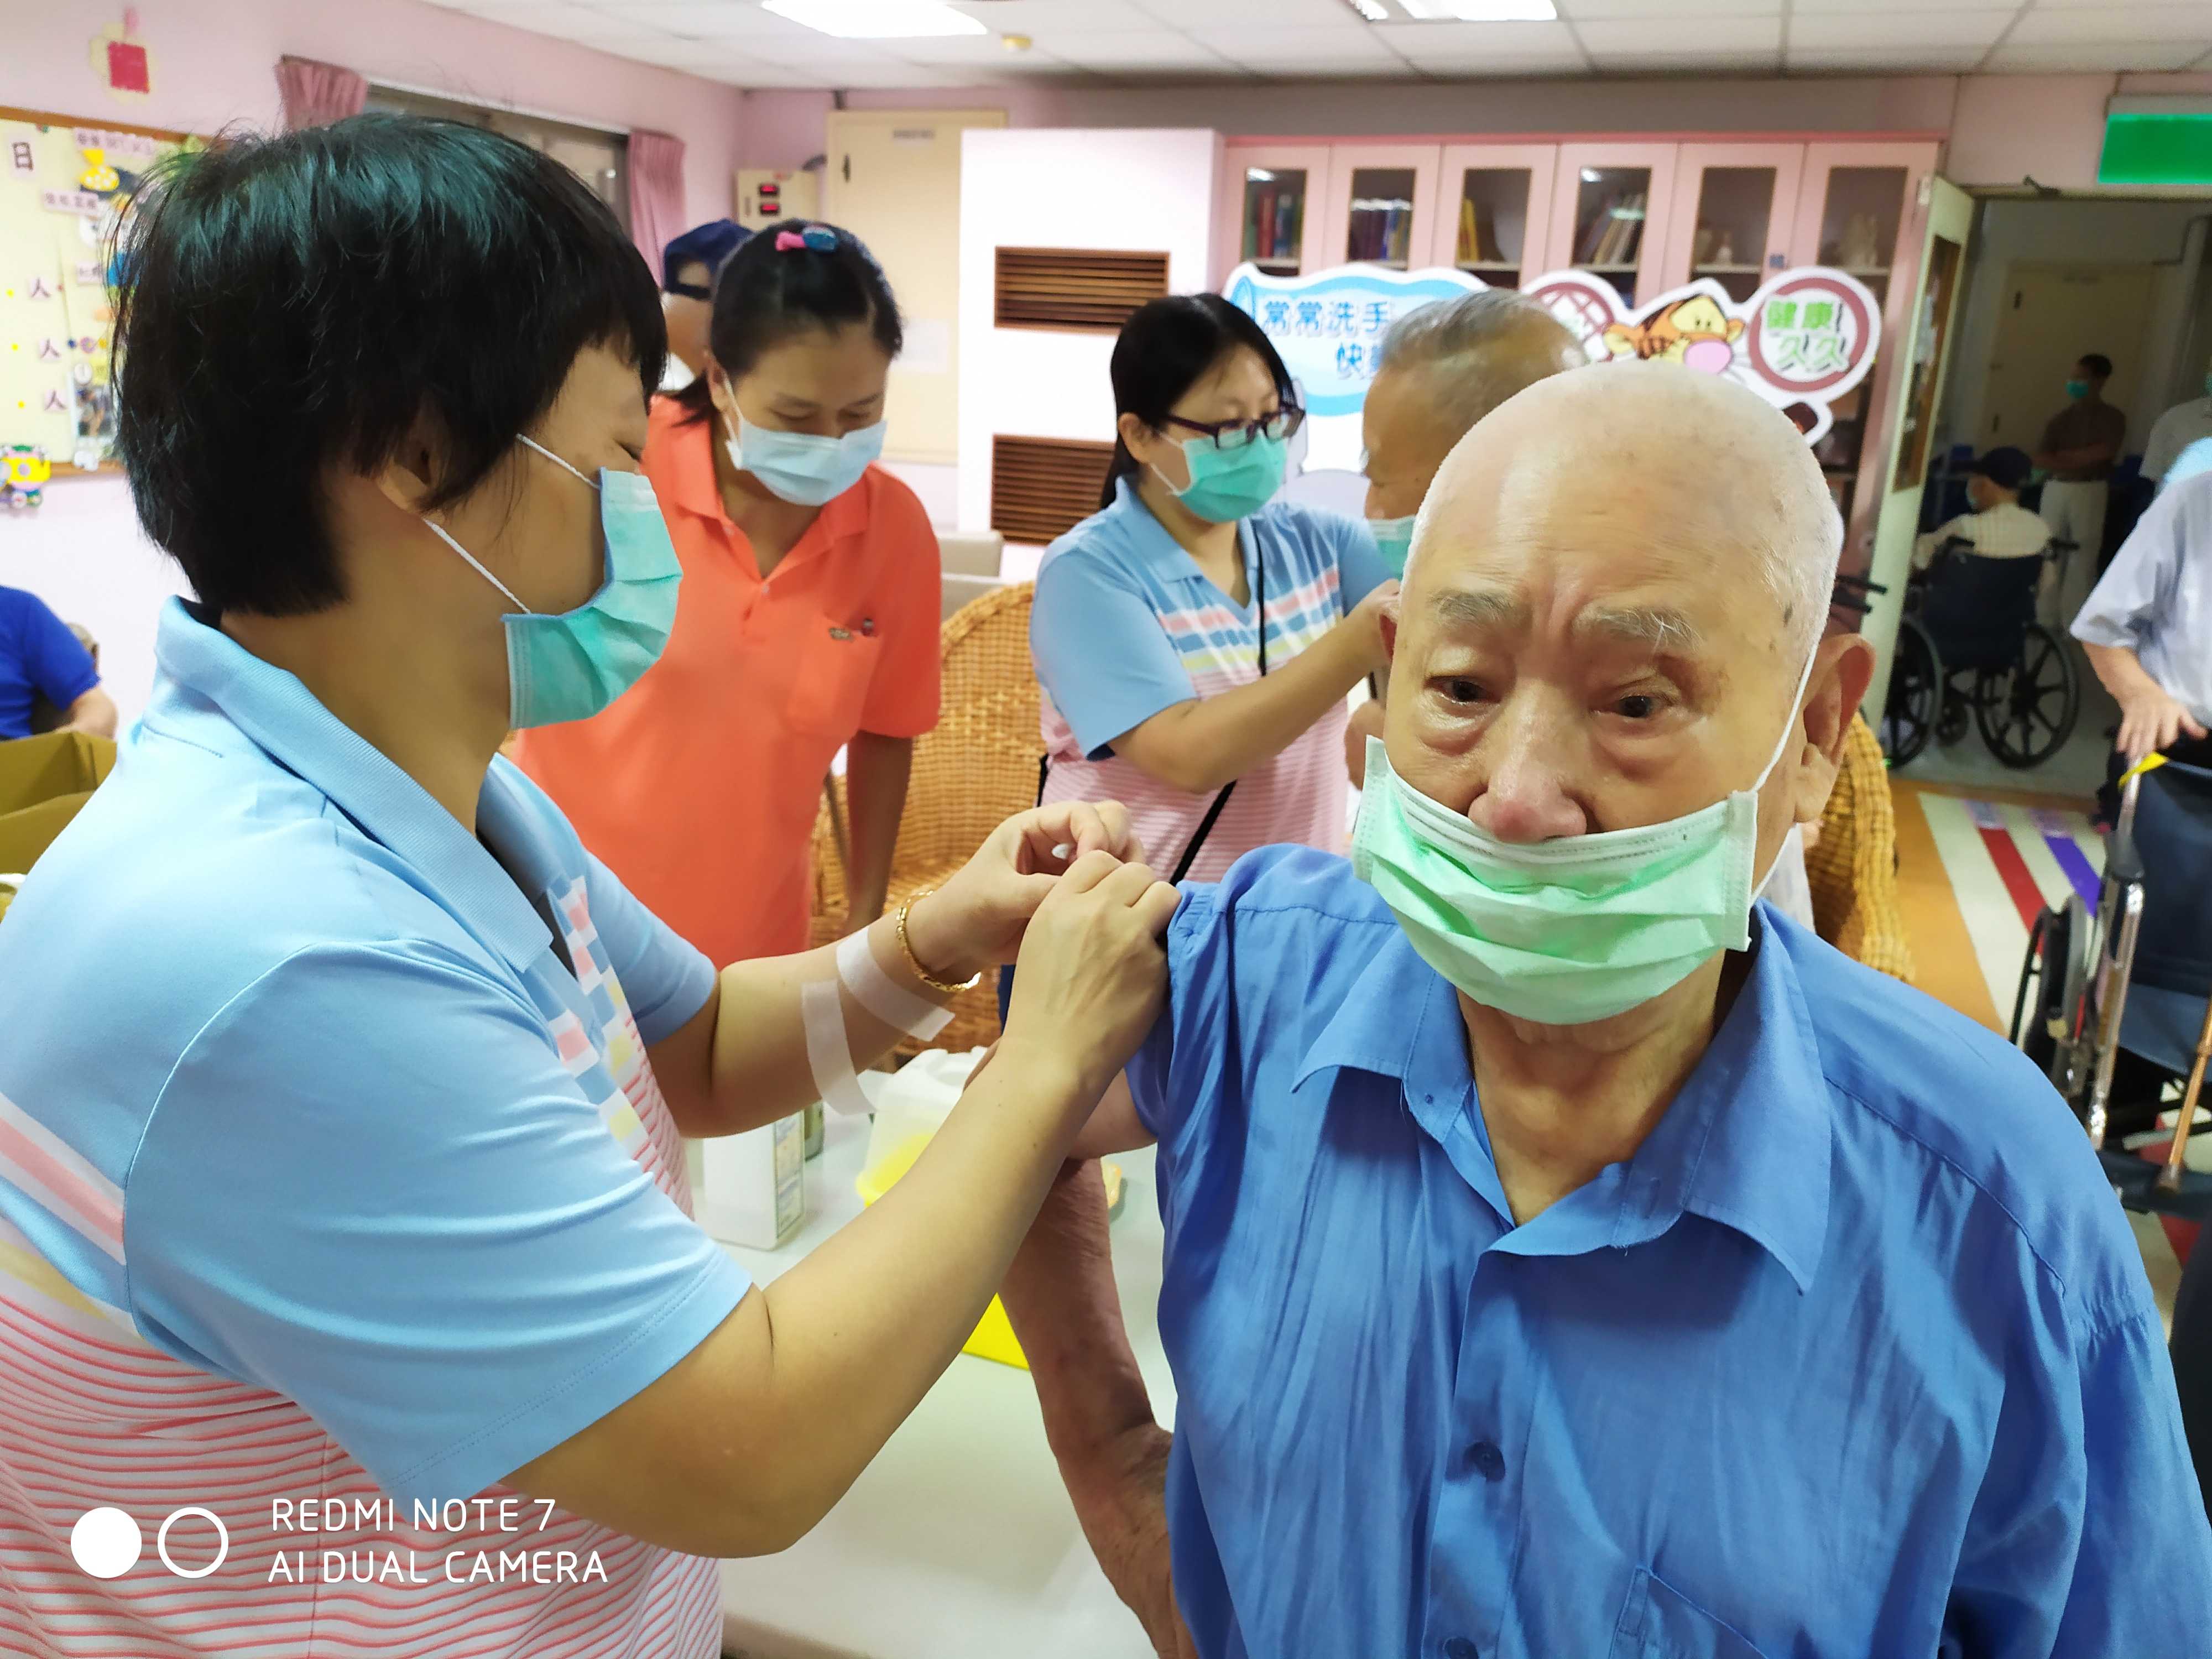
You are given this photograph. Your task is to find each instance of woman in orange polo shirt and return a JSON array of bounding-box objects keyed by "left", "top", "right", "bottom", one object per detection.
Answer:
[{"left": 515, "top": 222, "right": 938, "bottom": 966}]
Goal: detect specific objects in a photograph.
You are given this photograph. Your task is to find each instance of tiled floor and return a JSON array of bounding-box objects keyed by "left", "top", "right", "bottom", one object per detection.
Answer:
[{"left": 1890, "top": 774, "right": 2205, "bottom": 1332}]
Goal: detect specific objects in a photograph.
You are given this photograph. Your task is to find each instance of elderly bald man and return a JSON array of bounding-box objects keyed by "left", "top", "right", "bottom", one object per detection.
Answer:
[{"left": 1009, "top": 363, "right": 2210, "bottom": 1658}]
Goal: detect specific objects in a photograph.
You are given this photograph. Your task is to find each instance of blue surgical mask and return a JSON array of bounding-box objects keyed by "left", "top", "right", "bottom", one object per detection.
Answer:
[
  {"left": 1152, "top": 429, "right": 1287, "bottom": 524},
  {"left": 426, "top": 436, "right": 682, "bottom": 729},
  {"left": 728, "top": 411, "right": 885, "bottom": 507},
  {"left": 1352, "top": 643, "right": 1817, "bottom": 1026},
  {"left": 1369, "top": 514, "right": 1416, "bottom": 576},
  {"left": 2064, "top": 378, "right": 2089, "bottom": 400}
]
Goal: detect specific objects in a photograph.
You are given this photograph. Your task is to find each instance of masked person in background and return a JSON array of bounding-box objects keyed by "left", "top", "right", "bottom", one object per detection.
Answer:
[
  {"left": 1009, "top": 364, "right": 2210, "bottom": 1658},
  {"left": 518, "top": 221, "right": 940, "bottom": 964}
]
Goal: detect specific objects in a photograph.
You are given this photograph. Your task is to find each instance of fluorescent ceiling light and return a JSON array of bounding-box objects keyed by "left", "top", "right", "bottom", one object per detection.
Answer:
[
  {"left": 1398, "top": 0, "right": 1559, "bottom": 19},
  {"left": 1339, "top": 0, "right": 1391, "bottom": 19},
  {"left": 760, "top": 0, "right": 987, "bottom": 39}
]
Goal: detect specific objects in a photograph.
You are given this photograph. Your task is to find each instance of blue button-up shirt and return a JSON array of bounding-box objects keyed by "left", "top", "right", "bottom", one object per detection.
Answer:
[
  {"left": 1128, "top": 847, "right": 2211, "bottom": 1658},
  {"left": 2073, "top": 460, "right": 2212, "bottom": 725}
]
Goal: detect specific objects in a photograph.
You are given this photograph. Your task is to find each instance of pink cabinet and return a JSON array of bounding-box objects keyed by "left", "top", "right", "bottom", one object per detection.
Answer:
[
  {"left": 1545, "top": 143, "right": 1679, "bottom": 307},
  {"left": 1214, "top": 144, "right": 1336, "bottom": 280},
  {"left": 1319, "top": 144, "right": 1441, "bottom": 272},
  {"left": 1658, "top": 142, "right": 1804, "bottom": 301},
  {"left": 1423, "top": 144, "right": 1558, "bottom": 289}
]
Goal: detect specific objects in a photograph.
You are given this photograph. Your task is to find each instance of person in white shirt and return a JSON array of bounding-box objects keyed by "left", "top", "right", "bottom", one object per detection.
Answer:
[
  {"left": 1914, "top": 445, "right": 2049, "bottom": 570},
  {"left": 2074, "top": 443, "right": 2212, "bottom": 824},
  {"left": 2143, "top": 356, "right": 2212, "bottom": 486}
]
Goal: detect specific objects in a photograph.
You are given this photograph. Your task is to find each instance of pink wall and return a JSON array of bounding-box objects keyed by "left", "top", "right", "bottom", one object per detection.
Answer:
[
  {"left": 0, "top": 1, "right": 745, "bottom": 723},
  {"left": 1, "top": 0, "right": 745, "bottom": 231},
  {"left": 747, "top": 70, "right": 2212, "bottom": 192}
]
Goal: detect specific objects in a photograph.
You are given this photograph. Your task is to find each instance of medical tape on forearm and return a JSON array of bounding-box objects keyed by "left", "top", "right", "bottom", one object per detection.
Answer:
[
  {"left": 835, "top": 928, "right": 956, "bottom": 1041},
  {"left": 801, "top": 977, "right": 877, "bottom": 1118}
]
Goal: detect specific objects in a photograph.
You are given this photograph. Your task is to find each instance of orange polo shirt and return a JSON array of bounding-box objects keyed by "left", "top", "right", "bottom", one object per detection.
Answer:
[{"left": 514, "top": 397, "right": 941, "bottom": 966}]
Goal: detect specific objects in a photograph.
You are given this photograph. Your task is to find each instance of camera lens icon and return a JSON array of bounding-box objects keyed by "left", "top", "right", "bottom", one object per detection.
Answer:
[{"left": 70, "top": 1507, "right": 229, "bottom": 1579}]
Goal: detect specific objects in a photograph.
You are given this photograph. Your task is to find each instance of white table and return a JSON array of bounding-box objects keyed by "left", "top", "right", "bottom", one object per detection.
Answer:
[{"left": 715, "top": 1113, "right": 1177, "bottom": 1659}]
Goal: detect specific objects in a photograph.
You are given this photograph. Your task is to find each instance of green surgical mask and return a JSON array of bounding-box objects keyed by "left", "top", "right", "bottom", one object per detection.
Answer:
[
  {"left": 1369, "top": 514, "right": 1417, "bottom": 576},
  {"left": 2064, "top": 378, "right": 2089, "bottom": 400},
  {"left": 1352, "top": 648, "right": 1815, "bottom": 1026},
  {"left": 1152, "top": 429, "right": 1287, "bottom": 524}
]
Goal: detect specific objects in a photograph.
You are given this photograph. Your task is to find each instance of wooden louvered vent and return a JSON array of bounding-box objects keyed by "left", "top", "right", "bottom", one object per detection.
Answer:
[
  {"left": 991, "top": 436, "right": 1115, "bottom": 546},
  {"left": 994, "top": 247, "right": 1169, "bottom": 332}
]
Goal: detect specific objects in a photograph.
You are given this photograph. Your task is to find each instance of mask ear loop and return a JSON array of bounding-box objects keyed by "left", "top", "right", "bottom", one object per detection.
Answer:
[
  {"left": 1746, "top": 636, "right": 1827, "bottom": 898},
  {"left": 422, "top": 515, "right": 536, "bottom": 618},
  {"left": 518, "top": 433, "right": 601, "bottom": 492}
]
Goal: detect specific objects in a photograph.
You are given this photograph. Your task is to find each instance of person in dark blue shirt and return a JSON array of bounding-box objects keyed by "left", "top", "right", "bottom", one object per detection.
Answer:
[
  {"left": 0, "top": 585, "right": 113, "bottom": 739},
  {"left": 1007, "top": 363, "right": 2211, "bottom": 1658}
]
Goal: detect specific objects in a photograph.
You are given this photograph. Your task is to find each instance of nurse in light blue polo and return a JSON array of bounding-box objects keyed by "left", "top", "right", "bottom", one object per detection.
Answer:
[{"left": 0, "top": 118, "right": 1177, "bottom": 1657}]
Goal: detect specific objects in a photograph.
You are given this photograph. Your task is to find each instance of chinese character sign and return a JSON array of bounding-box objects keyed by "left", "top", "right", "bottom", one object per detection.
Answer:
[{"left": 1524, "top": 265, "right": 1880, "bottom": 445}]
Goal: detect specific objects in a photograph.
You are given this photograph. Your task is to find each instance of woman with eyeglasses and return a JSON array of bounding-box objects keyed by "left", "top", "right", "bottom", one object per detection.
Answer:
[{"left": 1027, "top": 295, "right": 1399, "bottom": 890}]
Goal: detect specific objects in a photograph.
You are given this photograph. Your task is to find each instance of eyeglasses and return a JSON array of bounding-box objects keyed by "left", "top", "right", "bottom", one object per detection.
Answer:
[{"left": 1161, "top": 405, "right": 1305, "bottom": 451}]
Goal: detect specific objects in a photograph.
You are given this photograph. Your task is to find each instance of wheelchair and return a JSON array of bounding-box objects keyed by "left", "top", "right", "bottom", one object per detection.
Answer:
[
  {"left": 1880, "top": 537, "right": 2080, "bottom": 770},
  {"left": 2011, "top": 757, "right": 2212, "bottom": 1218}
]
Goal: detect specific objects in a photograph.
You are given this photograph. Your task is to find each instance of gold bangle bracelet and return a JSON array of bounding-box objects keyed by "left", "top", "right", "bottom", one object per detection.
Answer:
[{"left": 895, "top": 887, "right": 982, "bottom": 996}]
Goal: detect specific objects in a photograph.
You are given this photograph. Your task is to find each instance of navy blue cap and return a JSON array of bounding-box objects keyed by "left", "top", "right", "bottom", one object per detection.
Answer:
[
  {"left": 661, "top": 219, "right": 749, "bottom": 295},
  {"left": 1967, "top": 446, "right": 2032, "bottom": 491}
]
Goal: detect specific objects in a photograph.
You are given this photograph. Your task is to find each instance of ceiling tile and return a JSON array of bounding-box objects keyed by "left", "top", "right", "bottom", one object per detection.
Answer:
[
  {"left": 1373, "top": 19, "right": 1579, "bottom": 55},
  {"left": 1562, "top": 0, "right": 1781, "bottom": 15},
  {"left": 944, "top": 0, "right": 1164, "bottom": 28},
  {"left": 1186, "top": 24, "right": 1406, "bottom": 62},
  {"left": 1790, "top": 11, "right": 2013, "bottom": 48},
  {"left": 1576, "top": 15, "right": 1781, "bottom": 51},
  {"left": 1984, "top": 43, "right": 2204, "bottom": 72},
  {"left": 1785, "top": 44, "right": 1990, "bottom": 71},
  {"left": 483, "top": 2, "right": 638, "bottom": 41},
  {"left": 1127, "top": 0, "right": 1359, "bottom": 22},
  {"left": 1786, "top": 0, "right": 1986, "bottom": 9},
  {"left": 763, "top": 59, "right": 968, "bottom": 86},
  {"left": 871, "top": 31, "right": 1052, "bottom": 61},
  {"left": 1039, "top": 30, "right": 1238, "bottom": 69},
  {"left": 2008, "top": 6, "right": 2212, "bottom": 45},
  {"left": 1585, "top": 48, "right": 1781, "bottom": 71},
  {"left": 590, "top": 2, "right": 818, "bottom": 38},
  {"left": 1413, "top": 53, "right": 1592, "bottom": 75}
]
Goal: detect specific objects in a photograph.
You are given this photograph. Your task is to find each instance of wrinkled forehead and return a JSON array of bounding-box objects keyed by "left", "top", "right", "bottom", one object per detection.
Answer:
[{"left": 1405, "top": 429, "right": 1794, "bottom": 662}]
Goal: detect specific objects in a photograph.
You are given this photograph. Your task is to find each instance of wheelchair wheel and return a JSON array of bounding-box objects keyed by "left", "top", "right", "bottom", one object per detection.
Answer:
[
  {"left": 1975, "top": 623, "right": 2079, "bottom": 769},
  {"left": 2011, "top": 896, "right": 2092, "bottom": 1100},
  {"left": 1936, "top": 682, "right": 1971, "bottom": 748},
  {"left": 1880, "top": 618, "right": 1942, "bottom": 768}
]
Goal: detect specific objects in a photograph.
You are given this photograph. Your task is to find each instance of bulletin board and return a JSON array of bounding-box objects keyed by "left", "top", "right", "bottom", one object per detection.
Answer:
[{"left": 0, "top": 105, "right": 205, "bottom": 489}]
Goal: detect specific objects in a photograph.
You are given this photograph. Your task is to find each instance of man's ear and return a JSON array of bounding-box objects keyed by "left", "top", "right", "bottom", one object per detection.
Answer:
[
  {"left": 1380, "top": 603, "right": 1400, "bottom": 664},
  {"left": 1791, "top": 630, "right": 1876, "bottom": 826},
  {"left": 370, "top": 410, "right": 448, "bottom": 520}
]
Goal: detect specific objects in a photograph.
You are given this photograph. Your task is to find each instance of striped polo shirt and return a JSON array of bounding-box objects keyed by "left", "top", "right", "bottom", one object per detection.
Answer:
[
  {"left": 1030, "top": 478, "right": 1390, "bottom": 879},
  {"left": 0, "top": 601, "right": 748, "bottom": 1656}
]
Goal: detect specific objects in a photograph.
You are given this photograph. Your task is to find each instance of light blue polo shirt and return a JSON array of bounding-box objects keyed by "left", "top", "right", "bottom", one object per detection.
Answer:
[
  {"left": 0, "top": 599, "right": 749, "bottom": 1505},
  {"left": 1132, "top": 846, "right": 2212, "bottom": 1658}
]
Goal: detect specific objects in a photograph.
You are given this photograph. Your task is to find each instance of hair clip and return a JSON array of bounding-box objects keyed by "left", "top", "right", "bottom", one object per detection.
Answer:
[{"left": 775, "top": 225, "right": 839, "bottom": 254}]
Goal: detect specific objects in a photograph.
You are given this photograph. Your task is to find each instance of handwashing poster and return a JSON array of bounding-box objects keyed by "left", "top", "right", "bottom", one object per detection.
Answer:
[{"left": 1223, "top": 259, "right": 1881, "bottom": 508}]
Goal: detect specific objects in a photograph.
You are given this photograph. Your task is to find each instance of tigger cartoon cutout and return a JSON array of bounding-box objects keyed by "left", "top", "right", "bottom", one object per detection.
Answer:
[{"left": 1600, "top": 294, "right": 1745, "bottom": 373}]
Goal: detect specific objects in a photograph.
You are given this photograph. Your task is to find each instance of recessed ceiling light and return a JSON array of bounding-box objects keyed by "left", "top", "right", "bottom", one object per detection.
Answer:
[
  {"left": 760, "top": 0, "right": 988, "bottom": 39},
  {"left": 1339, "top": 0, "right": 1392, "bottom": 20},
  {"left": 1398, "top": 0, "right": 1559, "bottom": 19}
]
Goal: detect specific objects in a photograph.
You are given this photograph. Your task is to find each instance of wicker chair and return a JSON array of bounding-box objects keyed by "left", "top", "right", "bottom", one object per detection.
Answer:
[
  {"left": 1805, "top": 711, "right": 1914, "bottom": 981},
  {"left": 810, "top": 582, "right": 1039, "bottom": 1055}
]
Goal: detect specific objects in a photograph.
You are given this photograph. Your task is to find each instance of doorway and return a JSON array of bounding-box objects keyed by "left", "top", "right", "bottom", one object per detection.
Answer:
[
  {"left": 1975, "top": 263, "right": 2156, "bottom": 452},
  {"left": 824, "top": 108, "right": 1006, "bottom": 474}
]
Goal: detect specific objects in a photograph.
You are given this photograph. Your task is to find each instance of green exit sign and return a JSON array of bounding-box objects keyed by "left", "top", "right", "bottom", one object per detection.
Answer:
[{"left": 2100, "top": 111, "right": 2212, "bottom": 185}]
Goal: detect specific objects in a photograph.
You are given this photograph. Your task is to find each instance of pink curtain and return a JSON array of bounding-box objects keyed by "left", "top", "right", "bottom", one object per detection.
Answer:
[
  {"left": 275, "top": 56, "right": 367, "bottom": 132},
  {"left": 627, "top": 131, "right": 686, "bottom": 274}
]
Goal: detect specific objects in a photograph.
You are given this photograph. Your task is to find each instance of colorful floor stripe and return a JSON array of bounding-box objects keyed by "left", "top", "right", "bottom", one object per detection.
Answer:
[{"left": 1915, "top": 792, "right": 2106, "bottom": 1024}]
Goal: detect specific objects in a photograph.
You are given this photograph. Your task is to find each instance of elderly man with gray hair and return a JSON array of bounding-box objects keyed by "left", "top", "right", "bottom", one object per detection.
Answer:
[{"left": 1001, "top": 363, "right": 2210, "bottom": 1658}]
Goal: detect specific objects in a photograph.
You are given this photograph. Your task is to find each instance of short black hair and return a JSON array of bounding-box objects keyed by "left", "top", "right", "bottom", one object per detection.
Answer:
[
  {"left": 1101, "top": 294, "right": 1295, "bottom": 511},
  {"left": 115, "top": 115, "right": 665, "bottom": 617},
  {"left": 671, "top": 220, "right": 900, "bottom": 424},
  {"left": 2079, "top": 353, "right": 2113, "bottom": 380}
]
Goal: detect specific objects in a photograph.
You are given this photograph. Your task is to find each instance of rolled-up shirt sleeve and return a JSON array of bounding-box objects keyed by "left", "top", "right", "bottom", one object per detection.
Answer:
[{"left": 2072, "top": 491, "right": 2178, "bottom": 652}]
